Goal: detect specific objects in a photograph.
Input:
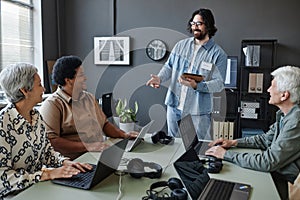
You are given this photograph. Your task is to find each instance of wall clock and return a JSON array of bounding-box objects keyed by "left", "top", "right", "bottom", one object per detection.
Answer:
[{"left": 146, "top": 39, "right": 167, "bottom": 61}]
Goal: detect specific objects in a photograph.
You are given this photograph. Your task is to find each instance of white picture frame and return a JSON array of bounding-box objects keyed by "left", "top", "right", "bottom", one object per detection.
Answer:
[{"left": 94, "top": 36, "right": 130, "bottom": 65}]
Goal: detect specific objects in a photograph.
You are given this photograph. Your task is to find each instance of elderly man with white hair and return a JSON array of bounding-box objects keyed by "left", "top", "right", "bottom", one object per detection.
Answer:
[{"left": 206, "top": 66, "right": 300, "bottom": 200}]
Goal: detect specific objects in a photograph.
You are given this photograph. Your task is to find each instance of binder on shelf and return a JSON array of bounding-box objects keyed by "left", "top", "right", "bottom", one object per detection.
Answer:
[
  {"left": 256, "top": 73, "right": 264, "bottom": 93},
  {"left": 241, "top": 101, "right": 260, "bottom": 109},
  {"left": 241, "top": 112, "right": 258, "bottom": 119},
  {"left": 248, "top": 73, "right": 257, "bottom": 93},
  {"left": 241, "top": 107, "right": 256, "bottom": 113},
  {"left": 213, "top": 120, "right": 219, "bottom": 140},
  {"left": 229, "top": 122, "right": 234, "bottom": 139},
  {"left": 223, "top": 122, "right": 229, "bottom": 139},
  {"left": 218, "top": 122, "right": 224, "bottom": 139}
]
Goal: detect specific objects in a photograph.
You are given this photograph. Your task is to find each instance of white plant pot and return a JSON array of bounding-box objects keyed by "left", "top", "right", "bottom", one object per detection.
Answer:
[{"left": 119, "top": 122, "right": 135, "bottom": 133}]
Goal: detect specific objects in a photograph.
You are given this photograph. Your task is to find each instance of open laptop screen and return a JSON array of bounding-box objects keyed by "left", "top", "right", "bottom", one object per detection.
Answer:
[
  {"left": 174, "top": 147, "right": 251, "bottom": 200},
  {"left": 173, "top": 147, "right": 210, "bottom": 200},
  {"left": 178, "top": 114, "right": 198, "bottom": 150}
]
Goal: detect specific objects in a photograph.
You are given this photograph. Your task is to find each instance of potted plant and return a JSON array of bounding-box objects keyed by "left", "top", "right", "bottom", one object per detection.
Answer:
[{"left": 115, "top": 98, "right": 138, "bottom": 132}]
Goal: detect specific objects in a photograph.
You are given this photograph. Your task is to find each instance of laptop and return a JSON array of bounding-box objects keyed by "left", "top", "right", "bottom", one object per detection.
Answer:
[
  {"left": 174, "top": 147, "right": 251, "bottom": 200},
  {"left": 177, "top": 114, "right": 211, "bottom": 156},
  {"left": 52, "top": 138, "right": 128, "bottom": 190},
  {"left": 125, "top": 120, "right": 154, "bottom": 152}
]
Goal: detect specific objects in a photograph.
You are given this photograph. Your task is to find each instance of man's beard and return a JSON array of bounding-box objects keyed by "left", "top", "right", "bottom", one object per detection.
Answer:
[{"left": 193, "top": 29, "right": 207, "bottom": 41}]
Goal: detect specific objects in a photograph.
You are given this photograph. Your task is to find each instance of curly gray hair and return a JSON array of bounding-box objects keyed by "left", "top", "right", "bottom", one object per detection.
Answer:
[{"left": 0, "top": 63, "right": 38, "bottom": 103}]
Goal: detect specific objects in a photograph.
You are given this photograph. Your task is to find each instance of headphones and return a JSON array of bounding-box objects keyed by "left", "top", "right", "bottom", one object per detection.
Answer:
[
  {"left": 151, "top": 131, "right": 174, "bottom": 145},
  {"left": 127, "top": 158, "right": 162, "bottom": 179},
  {"left": 144, "top": 178, "right": 187, "bottom": 200}
]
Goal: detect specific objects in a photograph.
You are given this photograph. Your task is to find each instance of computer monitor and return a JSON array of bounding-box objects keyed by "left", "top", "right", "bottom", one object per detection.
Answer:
[{"left": 224, "top": 56, "right": 238, "bottom": 89}]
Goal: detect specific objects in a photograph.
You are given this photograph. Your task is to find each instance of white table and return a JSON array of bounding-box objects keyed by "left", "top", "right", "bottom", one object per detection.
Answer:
[{"left": 13, "top": 135, "right": 280, "bottom": 200}]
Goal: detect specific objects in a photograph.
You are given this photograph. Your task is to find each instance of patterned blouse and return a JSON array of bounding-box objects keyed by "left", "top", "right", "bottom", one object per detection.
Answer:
[{"left": 0, "top": 103, "right": 67, "bottom": 197}]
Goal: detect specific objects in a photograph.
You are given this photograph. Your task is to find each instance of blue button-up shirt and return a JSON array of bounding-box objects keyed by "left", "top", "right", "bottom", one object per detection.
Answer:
[{"left": 158, "top": 37, "right": 227, "bottom": 115}]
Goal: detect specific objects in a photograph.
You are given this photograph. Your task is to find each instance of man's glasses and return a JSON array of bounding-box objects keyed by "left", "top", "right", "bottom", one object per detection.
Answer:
[{"left": 190, "top": 21, "right": 205, "bottom": 26}]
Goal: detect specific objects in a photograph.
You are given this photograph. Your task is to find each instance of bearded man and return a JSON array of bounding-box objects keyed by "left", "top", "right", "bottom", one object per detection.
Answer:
[{"left": 146, "top": 8, "right": 227, "bottom": 139}]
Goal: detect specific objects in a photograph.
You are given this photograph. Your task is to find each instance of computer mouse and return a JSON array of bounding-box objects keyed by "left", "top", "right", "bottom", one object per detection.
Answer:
[{"left": 206, "top": 155, "right": 223, "bottom": 173}]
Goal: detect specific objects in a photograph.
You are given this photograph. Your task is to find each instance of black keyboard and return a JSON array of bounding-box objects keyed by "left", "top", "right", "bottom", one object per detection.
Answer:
[
  {"left": 204, "top": 180, "right": 235, "bottom": 200},
  {"left": 54, "top": 164, "right": 96, "bottom": 187},
  {"left": 196, "top": 141, "right": 210, "bottom": 155}
]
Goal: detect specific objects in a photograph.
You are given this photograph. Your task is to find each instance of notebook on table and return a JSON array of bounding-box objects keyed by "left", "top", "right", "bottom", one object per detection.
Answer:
[
  {"left": 51, "top": 138, "right": 128, "bottom": 190},
  {"left": 173, "top": 147, "right": 251, "bottom": 200},
  {"left": 177, "top": 114, "right": 211, "bottom": 157},
  {"left": 125, "top": 120, "right": 154, "bottom": 152}
]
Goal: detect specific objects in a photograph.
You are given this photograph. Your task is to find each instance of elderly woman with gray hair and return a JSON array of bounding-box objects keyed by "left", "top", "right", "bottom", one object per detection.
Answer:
[{"left": 0, "top": 63, "right": 92, "bottom": 199}]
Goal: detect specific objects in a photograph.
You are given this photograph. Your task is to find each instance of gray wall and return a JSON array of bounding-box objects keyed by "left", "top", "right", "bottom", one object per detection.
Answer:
[{"left": 42, "top": 0, "right": 300, "bottom": 132}]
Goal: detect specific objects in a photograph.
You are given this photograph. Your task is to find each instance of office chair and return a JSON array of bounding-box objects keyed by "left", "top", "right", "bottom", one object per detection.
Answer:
[{"left": 101, "top": 92, "right": 113, "bottom": 118}]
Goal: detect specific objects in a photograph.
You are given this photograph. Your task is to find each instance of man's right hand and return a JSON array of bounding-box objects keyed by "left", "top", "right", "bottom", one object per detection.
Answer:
[{"left": 146, "top": 74, "right": 161, "bottom": 88}]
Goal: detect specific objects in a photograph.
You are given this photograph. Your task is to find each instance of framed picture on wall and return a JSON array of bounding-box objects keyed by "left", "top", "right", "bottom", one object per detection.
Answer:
[{"left": 94, "top": 36, "right": 130, "bottom": 65}]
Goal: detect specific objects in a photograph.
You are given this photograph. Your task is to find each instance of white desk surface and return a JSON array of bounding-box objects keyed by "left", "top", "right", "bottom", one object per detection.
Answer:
[{"left": 13, "top": 135, "right": 280, "bottom": 200}]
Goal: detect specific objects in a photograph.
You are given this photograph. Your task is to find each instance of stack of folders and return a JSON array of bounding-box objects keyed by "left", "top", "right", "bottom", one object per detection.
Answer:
[
  {"left": 241, "top": 101, "right": 260, "bottom": 119},
  {"left": 248, "top": 73, "right": 264, "bottom": 93},
  {"left": 213, "top": 120, "right": 234, "bottom": 140}
]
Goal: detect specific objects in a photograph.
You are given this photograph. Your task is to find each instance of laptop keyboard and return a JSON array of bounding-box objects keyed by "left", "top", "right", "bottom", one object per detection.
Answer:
[
  {"left": 196, "top": 141, "right": 210, "bottom": 155},
  {"left": 205, "top": 180, "right": 235, "bottom": 200},
  {"left": 55, "top": 164, "right": 96, "bottom": 187}
]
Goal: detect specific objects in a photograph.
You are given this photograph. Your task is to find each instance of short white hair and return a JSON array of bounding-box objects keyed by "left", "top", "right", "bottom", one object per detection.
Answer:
[{"left": 271, "top": 65, "right": 300, "bottom": 104}]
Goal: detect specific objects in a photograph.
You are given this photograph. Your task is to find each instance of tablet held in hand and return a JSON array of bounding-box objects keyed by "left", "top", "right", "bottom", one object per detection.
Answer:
[{"left": 181, "top": 73, "right": 204, "bottom": 82}]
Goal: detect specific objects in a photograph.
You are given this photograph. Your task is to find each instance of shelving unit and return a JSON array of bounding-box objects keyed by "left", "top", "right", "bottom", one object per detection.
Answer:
[
  {"left": 212, "top": 55, "right": 240, "bottom": 139},
  {"left": 237, "top": 39, "right": 278, "bottom": 138}
]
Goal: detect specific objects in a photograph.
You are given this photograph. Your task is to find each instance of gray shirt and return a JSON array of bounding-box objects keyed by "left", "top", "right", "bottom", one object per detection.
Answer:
[{"left": 224, "top": 104, "right": 300, "bottom": 183}]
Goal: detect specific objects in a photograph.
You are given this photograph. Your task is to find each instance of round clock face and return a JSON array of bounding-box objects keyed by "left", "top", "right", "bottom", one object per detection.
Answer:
[{"left": 146, "top": 39, "right": 167, "bottom": 61}]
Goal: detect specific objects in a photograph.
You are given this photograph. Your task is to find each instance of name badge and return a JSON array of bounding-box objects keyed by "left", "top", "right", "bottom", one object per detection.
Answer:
[{"left": 200, "top": 61, "right": 213, "bottom": 71}]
